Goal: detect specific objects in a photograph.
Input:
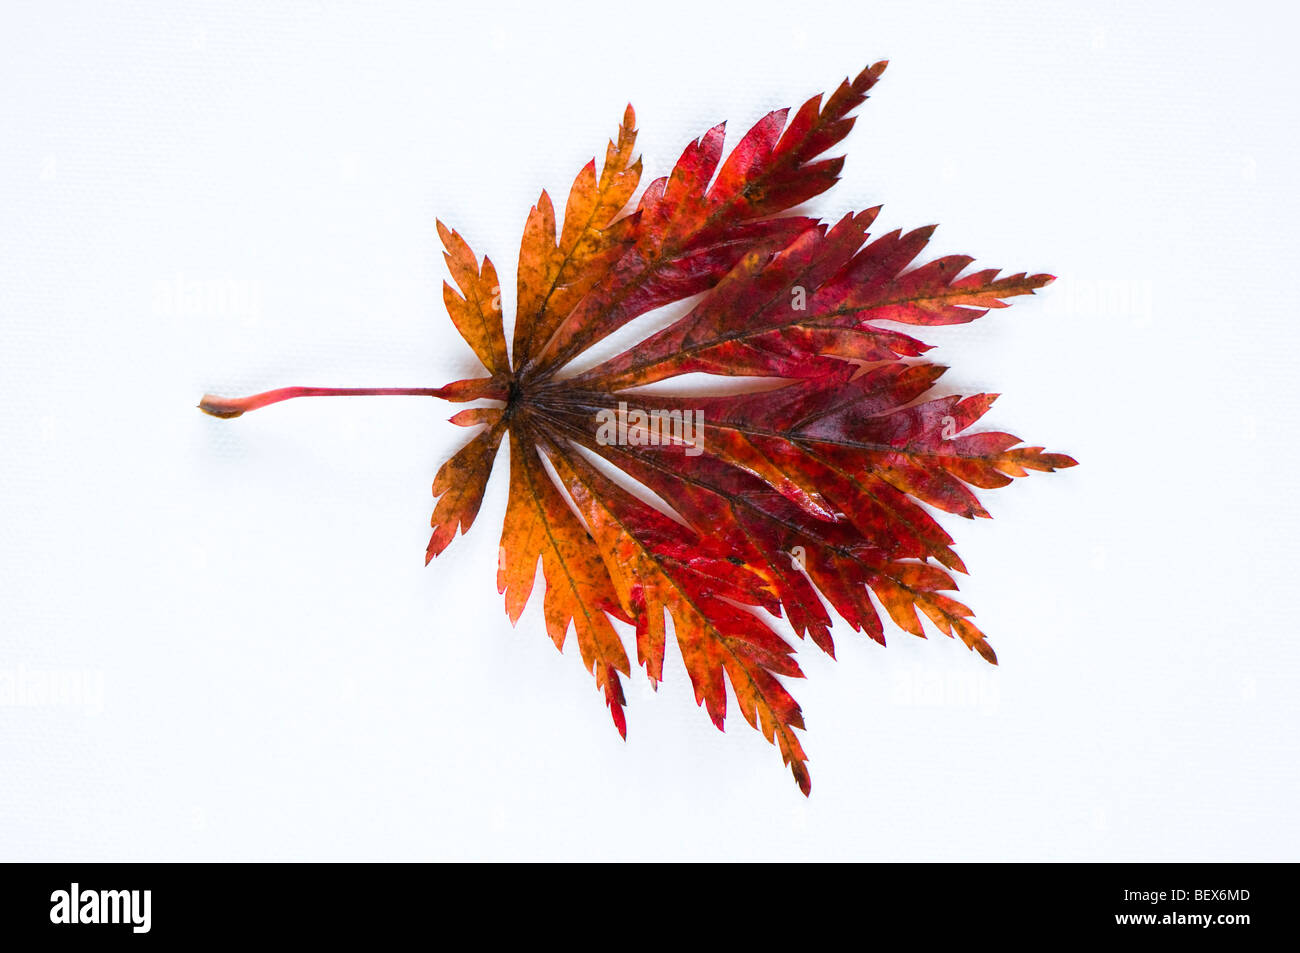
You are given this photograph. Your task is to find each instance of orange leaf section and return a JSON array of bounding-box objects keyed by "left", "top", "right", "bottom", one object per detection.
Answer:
[
  {"left": 514, "top": 106, "right": 642, "bottom": 371},
  {"left": 498, "top": 432, "right": 632, "bottom": 736},
  {"left": 438, "top": 222, "right": 509, "bottom": 379},
  {"left": 426, "top": 413, "right": 503, "bottom": 563}
]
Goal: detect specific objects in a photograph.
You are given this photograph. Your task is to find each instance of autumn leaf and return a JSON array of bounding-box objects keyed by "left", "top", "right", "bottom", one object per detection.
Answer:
[{"left": 199, "top": 62, "right": 1076, "bottom": 795}]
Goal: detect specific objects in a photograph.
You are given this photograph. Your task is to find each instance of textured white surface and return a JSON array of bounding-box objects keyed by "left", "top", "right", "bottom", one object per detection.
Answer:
[{"left": 1, "top": 0, "right": 1297, "bottom": 860}]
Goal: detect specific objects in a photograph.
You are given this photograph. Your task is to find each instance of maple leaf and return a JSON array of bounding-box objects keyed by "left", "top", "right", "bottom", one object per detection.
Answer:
[{"left": 199, "top": 63, "right": 1076, "bottom": 795}]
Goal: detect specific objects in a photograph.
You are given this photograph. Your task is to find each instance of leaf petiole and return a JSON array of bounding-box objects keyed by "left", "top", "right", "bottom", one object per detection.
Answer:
[{"left": 198, "top": 386, "right": 452, "bottom": 419}]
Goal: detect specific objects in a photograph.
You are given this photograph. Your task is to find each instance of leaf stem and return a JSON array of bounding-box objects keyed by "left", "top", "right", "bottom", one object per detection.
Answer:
[{"left": 198, "top": 386, "right": 450, "bottom": 419}]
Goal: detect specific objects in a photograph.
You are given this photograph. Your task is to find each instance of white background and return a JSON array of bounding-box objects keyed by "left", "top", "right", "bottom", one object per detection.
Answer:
[{"left": 2, "top": 0, "right": 1296, "bottom": 860}]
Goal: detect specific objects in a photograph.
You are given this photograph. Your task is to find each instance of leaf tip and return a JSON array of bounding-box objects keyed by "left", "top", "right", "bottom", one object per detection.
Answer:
[
  {"left": 857, "top": 205, "right": 882, "bottom": 229},
  {"left": 793, "top": 762, "right": 812, "bottom": 796}
]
